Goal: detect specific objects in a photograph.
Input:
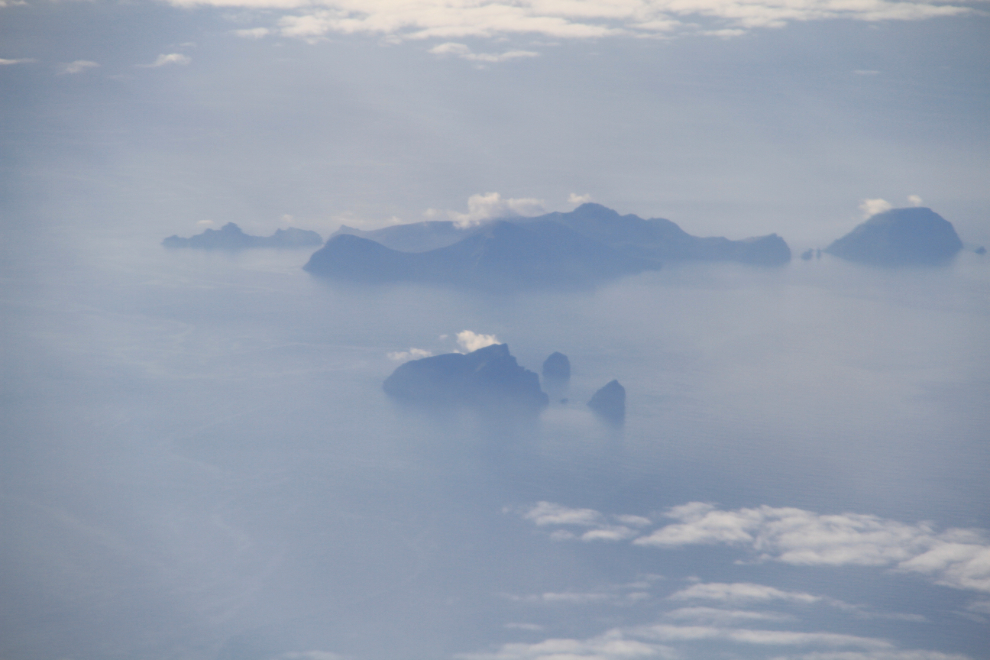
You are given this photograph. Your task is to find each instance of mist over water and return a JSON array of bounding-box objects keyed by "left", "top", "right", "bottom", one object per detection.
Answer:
[{"left": 2, "top": 223, "right": 988, "bottom": 659}]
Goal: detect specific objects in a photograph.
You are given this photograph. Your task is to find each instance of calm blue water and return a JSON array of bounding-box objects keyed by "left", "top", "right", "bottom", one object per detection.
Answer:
[{"left": 2, "top": 230, "right": 988, "bottom": 660}]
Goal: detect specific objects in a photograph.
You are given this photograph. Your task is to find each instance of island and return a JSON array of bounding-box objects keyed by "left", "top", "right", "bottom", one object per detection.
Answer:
[
  {"left": 542, "top": 352, "right": 571, "bottom": 382},
  {"left": 824, "top": 207, "right": 963, "bottom": 266},
  {"left": 305, "top": 203, "right": 792, "bottom": 289},
  {"left": 163, "top": 223, "right": 323, "bottom": 249},
  {"left": 383, "top": 343, "right": 549, "bottom": 412},
  {"left": 588, "top": 380, "right": 626, "bottom": 424}
]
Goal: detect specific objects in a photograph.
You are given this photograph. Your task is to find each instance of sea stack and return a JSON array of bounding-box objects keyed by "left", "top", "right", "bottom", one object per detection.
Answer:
[
  {"left": 542, "top": 352, "right": 571, "bottom": 382},
  {"left": 588, "top": 380, "right": 625, "bottom": 424}
]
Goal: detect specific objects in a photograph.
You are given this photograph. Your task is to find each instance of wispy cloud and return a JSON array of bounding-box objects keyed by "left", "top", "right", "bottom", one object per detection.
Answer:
[
  {"left": 445, "top": 192, "right": 546, "bottom": 228},
  {"left": 456, "top": 330, "right": 500, "bottom": 353},
  {"left": 387, "top": 347, "right": 432, "bottom": 362},
  {"left": 142, "top": 53, "right": 192, "bottom": 67},
  {"left": 0, "top": 57, "right": 35, "bottom": 65},
  {"left": 518, "top": 502, "right": 990, "bottom": 594},
  {"left": 664, "top": 606, "right": 797, "bottom": 623},
  {"left": 429, "top": 42, "right": 539, "bottom": 63},
  {"left": 769, "top": 651, "right": 972, "bottom": 660},
  {"left": 668, "top": 582, "right": 926, "bottom": 621},
  {"left": 859, "top": 198, "right": 893, "bottom": 218},
  {"left": 234, "top": 27, "right": 271, "bottom": 38},
  {"left": 669, "top": 582, "right": 823, "bottom": 604},
  {"left": 60, "top": 60, "right": 99, "bottom": 74},
  {"left": 162, "top": 0, "right": 977, "bottom": 46},
  {"left": 458, "top": 623, "right": 921, "bottom": 660}
]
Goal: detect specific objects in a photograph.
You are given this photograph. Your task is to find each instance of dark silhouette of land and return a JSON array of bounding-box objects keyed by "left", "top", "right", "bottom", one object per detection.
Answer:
[
  {"left": 307, "top": 203, "right": 791, "bottom": 288},
  {"left": 825, "top": 208, "right": 963, "bottom": 266},
  {"left": 163, "top": 223, "right": 323, "bottom": 249},
  {"left": 588, "top": 380, "right": 626, "bottom": 424},
  {"left": 542, "top": 352, "right": 571, "bottom": 382},
  {"left": 383, "top": 344, "right": 548, "bottom": 412}
]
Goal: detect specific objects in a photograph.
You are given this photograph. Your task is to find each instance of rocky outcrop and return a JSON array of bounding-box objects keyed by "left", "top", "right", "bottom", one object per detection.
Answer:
[
  {"left": 825, "top": 208, "right": 963, "bottom": 266},
  {"left": 541, "top": 352, "right": 571, "bottom": 382},
  {"left": 163, "top": 223, "right": 323, "bottom": 249},
  {"left": 588, "top": 380, "right": 625, "bottom": 424},
  {"left": 383, "top": 344, "right": 548, "bottom": 412}
]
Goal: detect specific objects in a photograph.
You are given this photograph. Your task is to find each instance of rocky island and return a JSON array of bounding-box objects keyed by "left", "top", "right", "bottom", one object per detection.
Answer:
[
  {"left": 825, "top": 207, "right": 963, "bottom": 266},
  {"left": 588, "top": 380, "right": 626, "bottom": 424},
  {"left": 163, "top": 223, "right": 323, "bottom": 249},
  {"left": 383, "top": 344, "right": 549, "bottom": 412},
  {"left": 305, "top": 203, "right": 791, "bottom": 289}
]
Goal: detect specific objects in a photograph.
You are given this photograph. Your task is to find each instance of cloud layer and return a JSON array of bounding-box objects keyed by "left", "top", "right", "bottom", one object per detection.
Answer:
[
  {"left": 519, "top": 502, "right": 990, "bottom": 593},
  {"left": 201, "top": 0, "right": 976, "bottom": 45}
]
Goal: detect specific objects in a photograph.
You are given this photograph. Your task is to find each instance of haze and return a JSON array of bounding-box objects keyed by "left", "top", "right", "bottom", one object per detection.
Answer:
[{"left": 1, "top": 2, "right": 989, "bottom": 660}]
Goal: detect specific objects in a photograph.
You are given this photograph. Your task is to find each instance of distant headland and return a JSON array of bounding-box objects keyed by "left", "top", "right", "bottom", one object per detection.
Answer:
[
  {"left": 163, "top": 223, "right": 323, "bottom": 249},
  {"left": 304, "top": 203, "right": 791, "bottom": 289}
]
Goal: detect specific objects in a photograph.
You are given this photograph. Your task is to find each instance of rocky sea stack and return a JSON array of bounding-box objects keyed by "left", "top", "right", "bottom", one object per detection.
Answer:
[{"left": 588, "top": 380, "right": 625, "bottom": 424}]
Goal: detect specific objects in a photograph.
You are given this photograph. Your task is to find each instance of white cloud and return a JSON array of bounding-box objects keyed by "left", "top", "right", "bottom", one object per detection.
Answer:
[
  {"left": 522, "top": 501, "right": 605, "bottom": 527},
  {"left": 161, "top": 0, "right": 976, "bottom": 45},
  {"left": 519, "top": 502, "right": 990, "bottom": 594},
  {"left": 61, "top": 60, "right": 99, "bottom": 74},
  {"left": 459, "top": 624, "right": 907, "bottom": 660},
  {"left": 504, "top": 589, "right": 650, "bottom": 606},
  {"left": 664, "top": 606, "right": 796, "bottom": 623},
  {"left": 633, "top": 624, "right": 892, "bottom": 649},
  {"left": 636, "top": 504, "right": 990, "bottom": 592},
  {"left": 449, "top": 192, "right": 546, "bottom": 228},
  {"left": 457, "top": 629, "right": 671, "bottom": 660},
  {"left": 387, "top": 347, "right": 432, "bottom": 362},
  {"left": 859, "top": 198, "right": 893, "bottom": 218},
  {"left": 769, "top": 652, "right": 972, "bottom": 660},
  {"left": 235, "top": 27, "right": 271, "bottom": 38},
  {"left": 277, "top": 652, "right": 345, "bottom": 660},
  {"left": 907, "top": 195, "right": 924, "bottom": 207},
  {"left": 669, "top": 582, "right": 822, "bottom": 604},
  {"left": 429, "top": 42, "right": 540, "bottom": 63},
  {"left": 0, "top": 58, "right": 35, "bottom": 65},
  {"left": 456, "top": 330, "right": 500, "bottom": 353},
  {"left": 668, "top": 582, "right": 925, "bottom": 621},
  {"left": 569, "top": 192, "right": 593, "bottom": 205},
  {"left": 505, "top": 622, "right": 545, "bottom": 631},
  {"left": 144, "top": 53, "right": 192, "bottom": 67}
]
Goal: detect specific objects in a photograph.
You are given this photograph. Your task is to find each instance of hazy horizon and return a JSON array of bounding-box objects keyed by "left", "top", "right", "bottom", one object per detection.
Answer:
[{"left": 2, "top": 2, "right": 989, "bottom": 659}]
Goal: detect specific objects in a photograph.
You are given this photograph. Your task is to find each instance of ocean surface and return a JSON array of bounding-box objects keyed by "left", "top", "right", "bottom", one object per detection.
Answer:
[{"left": 2, "top": 228, "right": 988, "bottom": 660}]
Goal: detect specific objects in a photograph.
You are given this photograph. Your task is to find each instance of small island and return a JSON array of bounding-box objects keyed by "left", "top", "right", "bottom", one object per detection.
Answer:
[
  {"left": 383, "top": 344, "right": 549, "bottom": 412},
  {"left": 588, "top": 380, "right": 626, "bottom": 425},
  {"left": 542, "top": 352, "right": 571, "bottom": 382},
  {"left": 825, "top": 207, "right": 963, "bottom": 266},
  {"left": 163, "top": 223, "right": 323, "bottom": 249}
]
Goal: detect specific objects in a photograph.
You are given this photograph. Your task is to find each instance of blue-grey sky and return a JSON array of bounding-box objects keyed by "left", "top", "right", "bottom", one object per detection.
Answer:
[{"left": 2, "top": 0, "right": 988, "bottom": 248}]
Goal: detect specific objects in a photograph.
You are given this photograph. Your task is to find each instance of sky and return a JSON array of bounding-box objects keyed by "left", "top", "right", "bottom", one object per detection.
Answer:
[{"left": 2, "top": 0, "right": 989, "bottom": 249}]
